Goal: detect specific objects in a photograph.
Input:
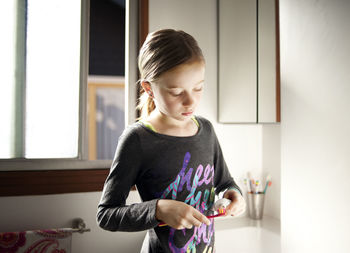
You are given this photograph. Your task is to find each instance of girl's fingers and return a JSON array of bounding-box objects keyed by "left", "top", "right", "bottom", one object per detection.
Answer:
[
  {"left": 183, "top": 221, "right": 193, "bottom": 229},
  {"left": 177, "top": 215, "right": 205, "bottom": 230},
  {"left": 231, "top": 200, "right": 247, "bottom": 216},
  {"left": 187, "top": 216, "right": 203, "bottom": 228},
  {"left": 192, "top": 208, "right": 211, "bottom": 226},
  {"left": 173, "top": 208, "right": 210, "bottom": 229},
  {"left": 225, "top": 201, "right": 237, "bottom": 214},
  {"left": 230, "top": 206, "right": 243, "bottom": 216},
  {"left": 226, "top": 196, "right": 246, "bottom": 216},
  {"left": 173, "top": 219, "right": 192, "bottom": 230},
  {"left": 235, "top": 205, "right": 246, "bottom": 216}
]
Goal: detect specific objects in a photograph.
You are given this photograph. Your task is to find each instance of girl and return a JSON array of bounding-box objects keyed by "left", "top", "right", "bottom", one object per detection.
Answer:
[{"left": 97, "top": 29, "right": 246, "bottom": 253}]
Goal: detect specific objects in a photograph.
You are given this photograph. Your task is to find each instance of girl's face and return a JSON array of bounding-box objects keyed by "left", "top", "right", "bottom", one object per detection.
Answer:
[{"left": 151, "top": 60, "right": 205, "bottom": 122}]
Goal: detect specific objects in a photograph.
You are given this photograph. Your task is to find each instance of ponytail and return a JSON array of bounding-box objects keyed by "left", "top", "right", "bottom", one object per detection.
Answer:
[{"left": 137, "top": 83, "right": 156, "bottom": 120}]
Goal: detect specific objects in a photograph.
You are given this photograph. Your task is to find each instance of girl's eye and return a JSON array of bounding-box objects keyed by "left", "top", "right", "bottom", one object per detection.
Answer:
[
  {"left": 169, "top": 91, "right": 183, "bottom": 96},
  {"left": 170, "top": 92, "right": 182, "bottom": 96},
  {"left": 194, "top": 87, "right": 203, "bottom": 92}
]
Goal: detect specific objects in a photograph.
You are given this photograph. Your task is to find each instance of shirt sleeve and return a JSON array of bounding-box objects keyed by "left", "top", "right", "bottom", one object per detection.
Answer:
[
  {"left": 96, "top": 127, "right": 160, "bottom": 232},
  {"left": 211, "top": 125, "right": 242, "bottom": 196}
]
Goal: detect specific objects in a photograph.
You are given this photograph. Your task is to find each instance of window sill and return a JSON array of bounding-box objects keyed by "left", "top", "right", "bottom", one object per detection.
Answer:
[
  {"left": 0, "top": 160, "right": 112, "bottom": 196},
  {"left": 0, "top": 159, "right": 112, "bottom": 171}
]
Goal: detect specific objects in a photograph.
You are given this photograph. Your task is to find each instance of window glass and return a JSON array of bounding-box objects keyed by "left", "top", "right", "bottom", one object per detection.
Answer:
[
  {"left": 88, "top": 0, "right": 126, "bottom": 160},
  {"left": 25, "top": 0, "right": 81, "bottom": 158},
  {"left": 0, "top": 1, "right": 16, "bottom": 158},
  {"left": 87, "top": 77, "right": 125, "bottom": 160}
]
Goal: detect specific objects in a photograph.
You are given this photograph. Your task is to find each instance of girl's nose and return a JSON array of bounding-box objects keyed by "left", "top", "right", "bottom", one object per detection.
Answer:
[{"left": 183, "top": 92, "right": 195, "bottom": 107}]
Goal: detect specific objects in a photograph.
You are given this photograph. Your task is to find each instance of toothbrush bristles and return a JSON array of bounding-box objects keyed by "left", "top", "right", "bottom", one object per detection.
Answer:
[{"left": 217, "top": 208, "right": 226, "bottom": 214}]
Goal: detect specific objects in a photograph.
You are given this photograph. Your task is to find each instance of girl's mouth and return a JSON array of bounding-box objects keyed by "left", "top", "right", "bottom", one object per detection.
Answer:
[{"left": 182, "top": 112, "right": 193, "bottom": 116}]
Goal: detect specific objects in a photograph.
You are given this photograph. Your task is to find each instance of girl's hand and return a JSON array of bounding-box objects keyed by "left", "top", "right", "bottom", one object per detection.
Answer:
[
  {"left": 156, "top": 199, "right": 211, "bottom": 230},
  {"left": 223, "top": 189, "right": 246, "bottom": 216}
]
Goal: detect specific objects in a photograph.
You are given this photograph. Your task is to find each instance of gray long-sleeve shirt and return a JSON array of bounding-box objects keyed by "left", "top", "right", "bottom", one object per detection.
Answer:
[{"left": 97, "top": 116, "right": 241, "bottom": 252}]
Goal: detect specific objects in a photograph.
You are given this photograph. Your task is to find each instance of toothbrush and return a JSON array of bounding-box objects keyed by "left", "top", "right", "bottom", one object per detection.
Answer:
[
  {"left": 247, "top": 172, "right": 255, "bottom": 193},
  {"left": 255, "top": 180, "right": 260, "bottom": 194},
  {"left": 244, "top": 178, "right": 251, "bottom": 193},
  {"left": 158, "top": 199, "right": 231, "bottom": 227},
  {"left": 263, "top": 175, "right": 272, "bottom": 194}
]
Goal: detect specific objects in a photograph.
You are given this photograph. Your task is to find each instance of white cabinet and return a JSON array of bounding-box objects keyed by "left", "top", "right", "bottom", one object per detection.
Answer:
[{"left": 218, "top": 0, "right": 280, "bottom": 123}]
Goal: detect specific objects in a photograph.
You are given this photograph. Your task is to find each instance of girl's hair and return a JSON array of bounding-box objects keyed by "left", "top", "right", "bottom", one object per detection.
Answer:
[{"left": 137, "top": 29, "right": 205, "bottom": 119}]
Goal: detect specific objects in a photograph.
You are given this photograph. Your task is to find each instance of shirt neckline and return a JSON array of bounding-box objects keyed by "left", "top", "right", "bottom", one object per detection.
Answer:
[{"left": 138, "top": 116, "right": 202, "bottom": 140}]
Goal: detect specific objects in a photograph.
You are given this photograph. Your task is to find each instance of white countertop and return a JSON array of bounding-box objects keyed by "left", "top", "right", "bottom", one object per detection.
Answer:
[
  {"left": 215, "top": 215, "right": 280, "bottom": 235},
  {"left": 214, "top": 216, "right": 281, "bottom": 253}
]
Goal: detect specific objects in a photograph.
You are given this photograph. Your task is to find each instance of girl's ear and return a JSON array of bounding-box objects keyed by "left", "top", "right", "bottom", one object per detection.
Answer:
[{"left": 141, "top": 81, "right": 154, "bottom": 98}]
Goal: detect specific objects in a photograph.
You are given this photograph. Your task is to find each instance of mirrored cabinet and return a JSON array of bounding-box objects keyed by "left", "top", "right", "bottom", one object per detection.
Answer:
[{"left": 218, "top": 0, "right": 280, "bottom": 123}]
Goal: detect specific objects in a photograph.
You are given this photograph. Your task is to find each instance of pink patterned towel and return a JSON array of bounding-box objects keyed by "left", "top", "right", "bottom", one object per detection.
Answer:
[{"left": 0, "top": 229, "right": 72, "bottom": 253}]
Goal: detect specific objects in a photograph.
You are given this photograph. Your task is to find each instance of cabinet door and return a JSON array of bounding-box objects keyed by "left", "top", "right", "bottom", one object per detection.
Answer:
[
  {"left": 218, "top": 0, "right": 257, "bottom": 123},
  {"left": 218, "top": 0, "right": 280, "bottom": 123},
  {"left": 258, "top": 0, "right": 279, "bottom": 123}
]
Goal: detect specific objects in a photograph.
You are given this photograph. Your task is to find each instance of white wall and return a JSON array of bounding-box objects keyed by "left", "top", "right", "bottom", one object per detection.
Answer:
[
  {"left": 262, "top": 125, "right": 281, "bottom": 219},
  {"left": 280, "top": 0, "right": 350, "bottom": 252},
  {"left": 0, "top": 191, "right": 145, "bottom": 252}
]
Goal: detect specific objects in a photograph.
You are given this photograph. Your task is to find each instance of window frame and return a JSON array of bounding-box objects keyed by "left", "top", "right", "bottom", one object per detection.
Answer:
[{"left": 0, "top": 0, "right": 148, "bottom": 196}]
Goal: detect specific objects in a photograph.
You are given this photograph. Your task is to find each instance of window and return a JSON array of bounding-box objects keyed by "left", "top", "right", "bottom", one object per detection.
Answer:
[
  {"left": 0, "top": 0, "right": 126, "bottom": 163},
  {"left": 0, "top": 0, "right": 139, "bottom": 196},
  {"left": 1, "top": 0, "right": 84, "bottom": 160}
]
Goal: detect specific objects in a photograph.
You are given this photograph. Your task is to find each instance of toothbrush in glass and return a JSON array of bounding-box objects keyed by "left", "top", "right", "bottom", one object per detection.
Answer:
[
  {"left": 244, "top": 178, "right": 251, "bottom": 193},
  {"left": 247, "top": 172, "right": 255, "bottom": 193},
  {"left": 263, "top": 175, "right": 272, "bottom": 194},
  {"left": 255, "top": 180, "right": 260, "bottom": 194}
]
